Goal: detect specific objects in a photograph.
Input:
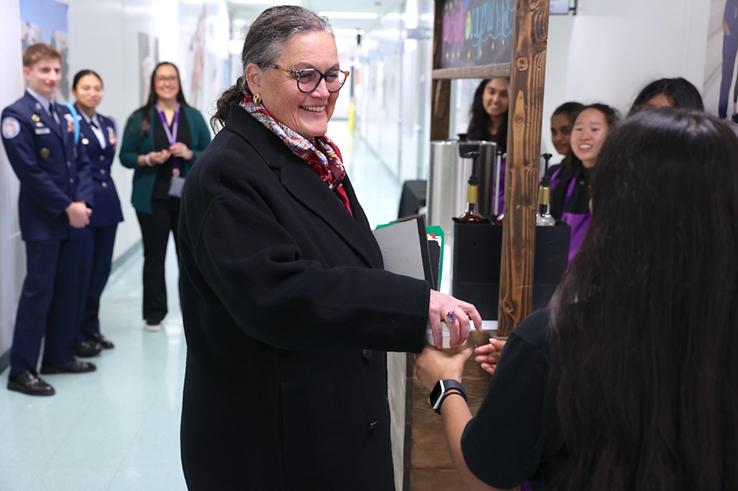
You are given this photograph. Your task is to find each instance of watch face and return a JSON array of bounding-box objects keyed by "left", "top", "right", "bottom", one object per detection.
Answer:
[{"left": 430, "top": 380, "right": 444, "bottom": 409}]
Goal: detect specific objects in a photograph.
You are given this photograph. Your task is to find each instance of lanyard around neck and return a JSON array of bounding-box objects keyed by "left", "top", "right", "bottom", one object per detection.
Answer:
[{"left": 156, "top": 104, "right": 181, "bottom": 169}]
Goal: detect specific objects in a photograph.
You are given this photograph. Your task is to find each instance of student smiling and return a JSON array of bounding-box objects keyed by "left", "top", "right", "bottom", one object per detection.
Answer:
[{"left": 550, "top": 103, "right": 619, "bottom": 265}]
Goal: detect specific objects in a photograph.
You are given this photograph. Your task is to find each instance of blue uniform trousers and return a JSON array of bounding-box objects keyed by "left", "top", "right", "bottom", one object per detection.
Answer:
[
  {"left": 77, "top": 224, "right": 118, "bottom": 341},
  {"left": 10, "top": 237, "right": 84, "bottom": 373}
]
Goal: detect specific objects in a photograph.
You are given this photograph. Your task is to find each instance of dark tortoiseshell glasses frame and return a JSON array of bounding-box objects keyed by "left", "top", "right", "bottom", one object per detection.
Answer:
[{"left": 270, "top": 65, "right": 350, "bottom": 93}]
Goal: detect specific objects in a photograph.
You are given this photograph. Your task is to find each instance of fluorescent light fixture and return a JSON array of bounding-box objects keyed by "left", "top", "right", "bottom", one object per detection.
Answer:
[
  {"left": 319, "top": 11, "right": 378, "bottom": 19},
  {"left": 232, "top": 0, "right": 300, "bottom": 4}
]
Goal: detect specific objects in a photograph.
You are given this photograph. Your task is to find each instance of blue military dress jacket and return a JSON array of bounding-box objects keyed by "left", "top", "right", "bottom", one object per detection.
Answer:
[
  {"left": 76, "top": 111, "right": 123, "bottom": 227},
  {"left": 1, "top": 91, "right": 93, "bottom": 241}
]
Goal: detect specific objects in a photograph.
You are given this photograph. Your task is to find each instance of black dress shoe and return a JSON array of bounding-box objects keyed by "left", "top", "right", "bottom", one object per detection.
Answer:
[
  {"left": 86, "top": 332, "right": 114, "bottom": 349},
  {"left": 7, "top": 371, "right": 55, "bottom": 396},
  {"left": 73, "top": 340, "right": 102, "bottom": 357},
  {"left": 40, "top": 359, "right": 97, "bottom": 374}
]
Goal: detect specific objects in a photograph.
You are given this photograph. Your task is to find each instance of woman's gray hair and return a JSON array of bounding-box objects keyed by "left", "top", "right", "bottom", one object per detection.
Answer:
[
  {"left": 211, "top": 6, "right": 332, "bottom": 131},
  {"left": 239, "top": 6, "right": 333, "bottom": 93}
]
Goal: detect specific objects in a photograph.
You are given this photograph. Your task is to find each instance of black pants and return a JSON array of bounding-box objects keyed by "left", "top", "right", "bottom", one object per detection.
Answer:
[{"left": 136, "top": 198, "right": 180, "bottom": 324}]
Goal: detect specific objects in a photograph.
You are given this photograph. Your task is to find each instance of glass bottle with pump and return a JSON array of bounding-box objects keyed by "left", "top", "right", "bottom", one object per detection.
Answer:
[
  {"left": 454, "top": 175, "right": 488, "bottom": 224},
  {"left": 536, "top": 153, "right": 555, "bottom": 226},
  {"left": 536, "top": 185, "right": 555, "bottom": 226}
]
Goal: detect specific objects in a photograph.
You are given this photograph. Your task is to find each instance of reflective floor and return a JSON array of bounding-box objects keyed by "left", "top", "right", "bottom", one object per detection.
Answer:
[{"left": 0, "top": 121, "right": 400, "bottom": 491}]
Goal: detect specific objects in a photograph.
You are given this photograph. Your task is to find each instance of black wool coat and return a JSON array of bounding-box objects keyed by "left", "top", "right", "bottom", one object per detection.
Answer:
[{"left": 178, "top": 103, "right": 429, "bottom": 490}]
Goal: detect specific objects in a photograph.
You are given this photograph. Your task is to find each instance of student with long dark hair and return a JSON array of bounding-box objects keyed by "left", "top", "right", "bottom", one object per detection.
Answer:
[
  {"left": 415, "top": 108, "right": 738, "bottom": 491},
  {"left": 72, "top": 69, "right": 123, "bottom": 352},
  {"left": 466, "top": 78, "right": 509, "bottom": 151},
  {"left": 466, "top": 78, "right": 509, "bottom": 215},
  {"left": 550, "top": 103, "right": 619, "bottom": 265},
  {"left": 120, "top": 62, "right": 211, "bottom": 332},
  {"left": 628, "top": 77, "right": 704, "bottom": 116}
]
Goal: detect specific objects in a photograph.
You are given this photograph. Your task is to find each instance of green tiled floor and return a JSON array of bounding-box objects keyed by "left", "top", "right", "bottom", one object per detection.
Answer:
[{"left": 0, "top": 238, "right": 188, "bottom": 491}]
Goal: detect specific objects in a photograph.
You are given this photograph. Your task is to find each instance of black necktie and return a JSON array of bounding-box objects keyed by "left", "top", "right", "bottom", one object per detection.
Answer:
[{"left": 49, "top": 102, "right": 61, "bottom": 128}]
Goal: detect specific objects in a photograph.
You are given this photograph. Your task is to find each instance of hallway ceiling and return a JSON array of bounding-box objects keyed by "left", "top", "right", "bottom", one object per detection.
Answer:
[{"left": 226, "top": 0, "right": 404, "bottom": 33}]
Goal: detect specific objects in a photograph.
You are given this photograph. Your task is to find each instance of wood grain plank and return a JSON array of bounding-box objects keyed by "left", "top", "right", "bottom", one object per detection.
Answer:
[
  {"left": 410, "top": 469, "right": 468, "bottom": 490},
  {"left": 430, "top": 79, "right": 452, "bottom": 141},
  {"left": 497, "top": 0, "right": 551, "bottom": 337},
  {"left": 432, "top": 63, "right": 512, "bottom": 80},
  {"left": 411, "top": 422, "right": 455, "bottom": 468}
]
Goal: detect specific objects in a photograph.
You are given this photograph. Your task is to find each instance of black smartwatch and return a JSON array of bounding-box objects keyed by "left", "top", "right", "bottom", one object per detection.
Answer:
[{"left": 429, "top": 379, "right": 467, "bottom": 414}]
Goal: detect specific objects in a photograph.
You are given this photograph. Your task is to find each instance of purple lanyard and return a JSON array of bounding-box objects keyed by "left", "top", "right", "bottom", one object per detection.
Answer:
[{"left": 156, "top": 104, "right": 180, "bottom": 170}]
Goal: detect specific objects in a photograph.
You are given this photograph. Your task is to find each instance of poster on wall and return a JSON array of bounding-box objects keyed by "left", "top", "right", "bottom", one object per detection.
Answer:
[
  {"left": 440, "top": 0, "right": 515, "bottom": 69},
  {"left": 138, "top": 32, "right": 160, "bottom": 106},
  {"left": 181, "top": 1, "right": 231, "bottom": 114},
  {"left": 19, "top": 0, "right": 70, "bottom": 102},
  {"left": 189, "top": 5, "right": 207, "bottom": 110}
]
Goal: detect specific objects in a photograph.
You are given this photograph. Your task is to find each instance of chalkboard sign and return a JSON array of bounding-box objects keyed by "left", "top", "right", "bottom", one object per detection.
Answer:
[{"left": 440, "top": 0, "right": 514, "bottom": 70}]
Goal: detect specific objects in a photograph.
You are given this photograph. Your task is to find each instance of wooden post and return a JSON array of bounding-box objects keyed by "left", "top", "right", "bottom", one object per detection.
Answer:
[
  {"left": 430, "top": 0, "right": 451, "bottom": 140},
  {"left": 401, "top": 0, "right": 552, "bottom": 488},
  {"left": 497, "top": 0, "right": 551, "bottom": 337}
]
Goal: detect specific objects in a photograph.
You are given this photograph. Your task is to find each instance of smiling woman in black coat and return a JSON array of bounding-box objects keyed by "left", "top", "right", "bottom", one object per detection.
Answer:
[{"left": 177, "top": 6, "right": 481, "bottom": 490}]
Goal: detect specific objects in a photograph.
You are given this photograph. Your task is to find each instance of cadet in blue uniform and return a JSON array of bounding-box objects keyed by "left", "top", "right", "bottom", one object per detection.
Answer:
[
  {"left": 1, "top": 44, "right": 96, "bottom": 396},
  {"left": 72, "top": 70, "right": 123, "bottom": 351}
]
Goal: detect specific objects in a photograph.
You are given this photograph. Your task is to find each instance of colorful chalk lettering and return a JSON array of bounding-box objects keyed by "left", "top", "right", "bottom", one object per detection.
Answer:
[{"left": 441, "top": 0, "right": 514, "bottom": 69}]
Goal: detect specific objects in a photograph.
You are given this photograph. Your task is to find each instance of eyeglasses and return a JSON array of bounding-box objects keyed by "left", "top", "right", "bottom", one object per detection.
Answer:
[
  {"left": 270, "top": 65, "right": 349, "bottom": 93},
  {"left": 155, "top": 75, "right": 178, "bottom": 83}
]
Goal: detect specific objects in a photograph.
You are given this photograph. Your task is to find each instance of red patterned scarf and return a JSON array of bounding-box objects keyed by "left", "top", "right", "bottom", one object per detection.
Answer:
[{"left": 239, "top": 93, "right": 352, "bottom": 216}]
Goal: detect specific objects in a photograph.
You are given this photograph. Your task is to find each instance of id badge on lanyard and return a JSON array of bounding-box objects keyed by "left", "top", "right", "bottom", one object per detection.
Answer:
[{"left": 156, "top": 104, "right": 185, "bottom": 197}]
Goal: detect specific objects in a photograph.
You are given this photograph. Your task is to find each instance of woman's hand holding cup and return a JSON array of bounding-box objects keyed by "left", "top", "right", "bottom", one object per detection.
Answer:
[{"left": 428, "top": 290, "right": 482, "bottom": 350}]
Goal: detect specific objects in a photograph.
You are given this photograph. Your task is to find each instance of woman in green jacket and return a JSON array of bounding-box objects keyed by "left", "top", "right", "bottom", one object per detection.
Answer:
[{"left": 120, "top": 62, "right": 211, "bottom": 332}]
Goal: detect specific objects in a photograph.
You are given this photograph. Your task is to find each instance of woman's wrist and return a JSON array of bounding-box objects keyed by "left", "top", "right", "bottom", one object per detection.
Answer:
[{"left": 144, "top": 154, "right": 153, "bottom": 166}]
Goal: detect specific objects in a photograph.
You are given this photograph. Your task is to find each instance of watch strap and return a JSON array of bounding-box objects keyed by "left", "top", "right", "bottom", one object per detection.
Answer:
[{"left": 431, "top": 379, "right": 467, "bottom": 414}]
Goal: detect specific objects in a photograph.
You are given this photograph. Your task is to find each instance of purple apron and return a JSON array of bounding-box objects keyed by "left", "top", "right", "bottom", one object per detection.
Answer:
[
  {"left": 549, "top": 166, "right": 563, "bottom": 192},
  {"left": 560, "top": 169, "right": 590, "bottom": 265},
  {"left": 491, "top": 157, "right": 506, "bottom": 216}
]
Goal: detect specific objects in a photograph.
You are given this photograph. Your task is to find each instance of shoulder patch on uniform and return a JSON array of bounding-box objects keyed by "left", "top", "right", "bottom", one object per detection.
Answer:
[{"left": 2, "top": 117, "right": 21, "bottom": 139}]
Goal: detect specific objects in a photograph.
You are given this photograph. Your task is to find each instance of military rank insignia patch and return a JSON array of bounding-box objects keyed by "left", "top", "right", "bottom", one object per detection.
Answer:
[
  {"left": 107, "top": 126, "right": 117, "bottom": 146},
  {"left": 2, "top": 117, "right": 20, "bottom": 139},
  {"left": 64, "top": 113, "right": 76, "bottom": 133}
]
